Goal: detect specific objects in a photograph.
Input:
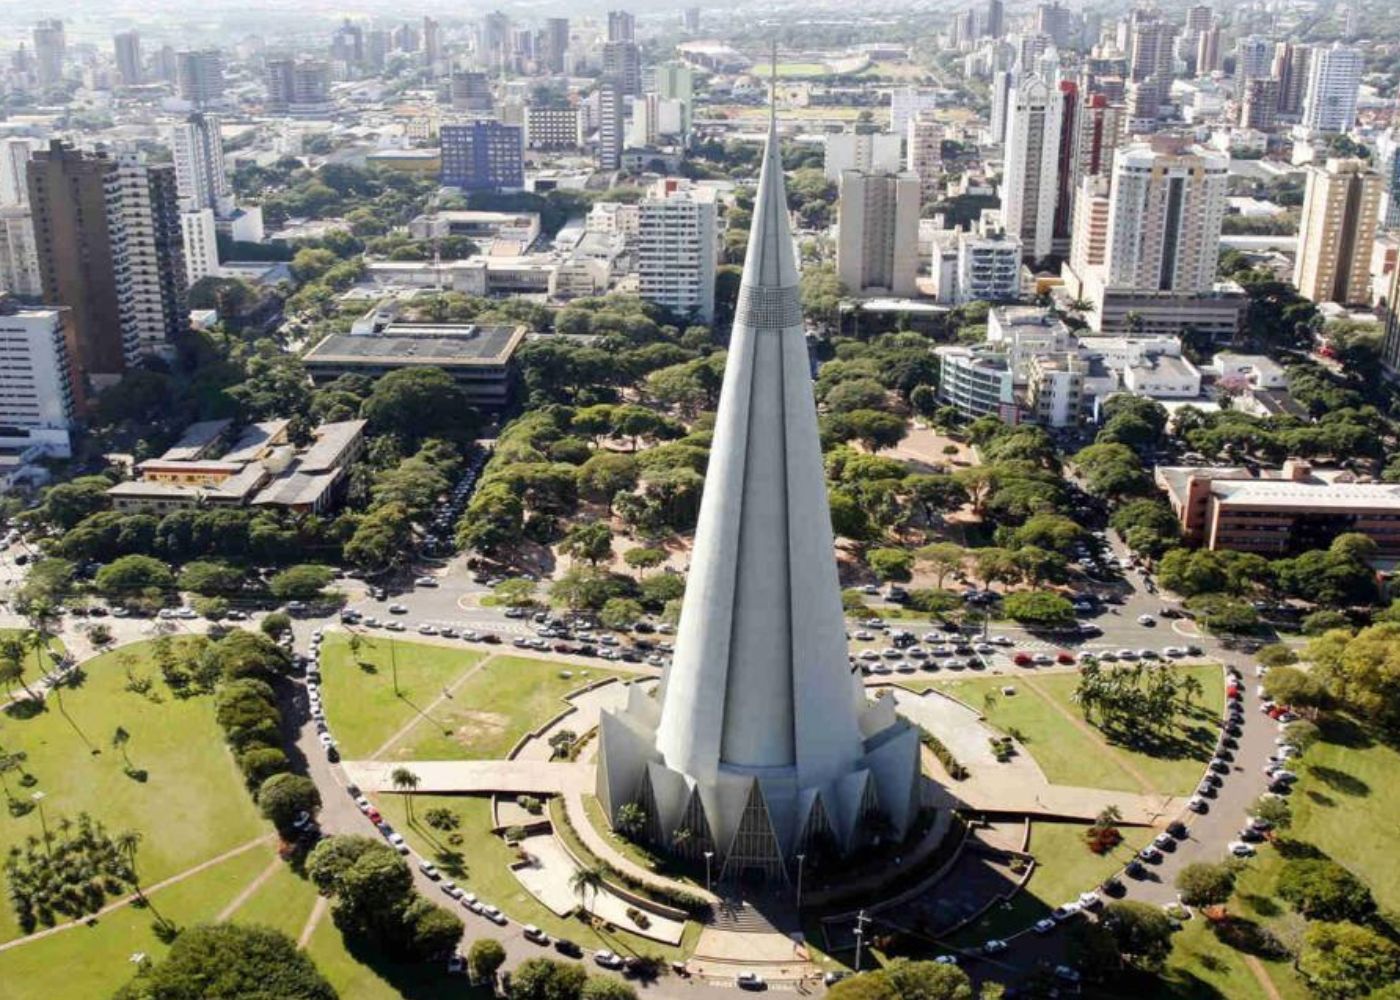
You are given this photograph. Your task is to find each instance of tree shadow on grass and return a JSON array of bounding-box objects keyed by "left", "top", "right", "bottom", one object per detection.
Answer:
[
  {"left": 1318, "top": 714, "right": 1373, "bottom": 750},
  {"left": 1209, "top": 915, "right": 1289, "bottom": 959},
  {"left": 1306, "top": 790, "right": 1336, "bottom": 808},
  {"left": 1308, "top": 765, "right": 1369, "bottom": 797},
  {"left": 339, "top": 929, "right": 488, "bottom": 1000},
  {"left": 1239, "top": 893, "right": 1281, "bottom": 918},
  {"left": 3, "top": 697, "right": 46, "bottom": 720}
]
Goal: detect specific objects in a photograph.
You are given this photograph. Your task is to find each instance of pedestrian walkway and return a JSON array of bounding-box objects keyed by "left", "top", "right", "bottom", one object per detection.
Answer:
[{"left": 342, "top": 758, "right": 594, "bottom": 796}]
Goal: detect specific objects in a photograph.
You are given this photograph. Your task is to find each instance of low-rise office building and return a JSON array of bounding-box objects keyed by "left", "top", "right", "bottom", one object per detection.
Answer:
[
  {"left": 304, "top": 313, "right": 526, "bottom": 408},
  {"left": 1156, "top": 459, "right": 1400, "bottom": 554},
  {"left": 934, "top": 344, "right": 1018, "bottom": 423}
]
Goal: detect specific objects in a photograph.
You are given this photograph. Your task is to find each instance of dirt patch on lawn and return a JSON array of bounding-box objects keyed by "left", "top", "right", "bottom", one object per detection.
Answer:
[{"left": 450, "top": 710, "right": 510, "bottom": 747}]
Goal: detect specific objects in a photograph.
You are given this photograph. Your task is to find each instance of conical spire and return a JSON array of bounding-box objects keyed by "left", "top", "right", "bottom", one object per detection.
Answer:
[{"left": 654, "top": 104, "right": 864, "bottom": 791}]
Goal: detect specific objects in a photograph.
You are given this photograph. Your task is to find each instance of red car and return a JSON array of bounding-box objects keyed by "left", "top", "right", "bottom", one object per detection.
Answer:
[
  {"left": 1014, "top": 652, "right": 1033, "bottom": 666},
  {"left": 1056, "top": 651, "right": 1075, "bottom": 665},
  {"left": 1227, "top": 686, "right": 1241, "bottom": 700},
  {"left": 367, "top": 808, "right": 382, "bottom": 825}
]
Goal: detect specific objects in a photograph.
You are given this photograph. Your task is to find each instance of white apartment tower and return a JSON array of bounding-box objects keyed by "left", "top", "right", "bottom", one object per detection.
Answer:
[
  {"left": 0, "top": 139, "right": 41, "bottom": 208},
  {"left": 906, "top": 113, "right": 945, "bottom": 205},
  {"left": 823, "top": 131, "right": 903, "bottom": 182},
  {"left": 836, "top": 171, "right": 921, "bottom": 297},
  {"left": 1000, "top": 75, "right": 1063, "bottom": 262},
  {"left": 1069, "top": 176, "right": 1112, "bottom": 275},
  {"left": 889, "top": 87, "right": 939, "bottom": 136},
  {"left": 0, "top": 209, "right": 41, "bottom": 297},
  {"left": 181, "top": 209, "right": 221, "bottom": 287},
  {"left": 637, "top": 179, "right": 718, "bottom": 323},
  {"left": 1294, "top": 158, "right": 1383, "bottom": 306},
  {"left": 170, "top": 113, "right": 233, "bottom": 215},
  {"left": 0, "top": 305, "right": 77, "bottom": 456},
  {"left": 1104, "top": 137, "right": 1228, "bottom": 295},
  {"left": 1302, "top": 43, "right": 1362, "bottom": 133}
]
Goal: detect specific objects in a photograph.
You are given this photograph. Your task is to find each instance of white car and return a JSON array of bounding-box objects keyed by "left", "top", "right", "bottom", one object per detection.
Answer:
[
  {"left": 594, "top": 950, "right": 625, "bottom": 970},
  {"left": 1033, "top": 917, "right": 1057, "bottom": 934},
  {"left": 415, "top": 576, "right": 438, "bottom": 587},
  {"left": 387, "top": 833, "right": 409, "bottom": 854},
  {"left": 1227, "top": 841, "right": 1256, "bottom": 857},
  {"left": 1137, "top": 614, "right": 1155, "bottom": 625}
]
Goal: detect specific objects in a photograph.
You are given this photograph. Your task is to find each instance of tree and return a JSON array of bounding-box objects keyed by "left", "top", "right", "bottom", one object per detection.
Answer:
[
  {"left": 917, "top": 542, "right": 965, "bottom": 588},
  {"left": 361, "top": 367, "right": 478, "bottom": 447},
  {"left": 600, "top": 598, "right": 644, "bottom": 632},
  {"left": 1073, "top": 443, "right": 1149, "bottom": 499},
  {"left": 569, "top": 864, "right": 606, "bottom": 911},
  {"left": 178, "top": 560, "right": 247, "bottom": 597},
  {"left": 468, "top": 938, "right": 508, "bottom": 983},
  {"left": 509, "top": 958, "right": 589, "bottom": 1000},
  {"left": 94, "top": 555, "right": 174, "bottom": 598},
  {"left": 391, "top": 767, "right": 421, "bottom": 823},
  {"left": 205, "top": 630, "right": 293, "bottom": 682},
  {"left": 845, "top": 410, "right": 907, "bottom": 453},
  {"left": 826, "top": 960, "right": 974, "bottom": 1000},
  {"left": 258, "top": 773, "right": 321, "bottom": 834},
  {"left": 269, "top": 564, "right": 335, "bottom": 601},
  {"left": 494, "top": 577, "right": 538, "bottom": 608},
  {"left": 261, "top": 612, "right": 293, "bottom": 639},
  {"left": 867, "top": 547, "right": 914, "bottom": 583},
  {"left": 1262, "top": 666, "right": 1332, "bottom": 714},
  {"left": 1099, "top": 900, "right": 1174, "bottom": 971},
  {"left": 560, "top": 521, "right": 614, "bottom": 566},
  {"left": 581, "top": 978, "right": 638, "bottom": 1000},
  {"left": 1298, "top": 921, "right": 1400, "bottom": 1000},
  {"left": 1175, "top": 862, "right": 1236, "bottom": 906},
  {"left": 110, "top": 924, "right": 337, "bottom": 1000},
  {"left": 1277, "top": 859, "right": 1375, "bottom": 922},
  {"left": 1002, "top": 590, "right": 1076, "bottom": 628},
  {"left": 622, "top": 546, "right": 667, "bottom": 578},
  {"left": 615, "top": 802, "right": 646, "bottom": 838}
]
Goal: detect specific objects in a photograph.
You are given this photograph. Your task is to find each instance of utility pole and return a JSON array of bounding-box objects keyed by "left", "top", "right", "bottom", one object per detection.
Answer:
[
  {"left": 853, "top": 909, "right": 870, "bottom": 972},
  {"left": 704, "top": 850, "right": 714, "bottom": 894},
  {"left": 795, "top": 853, "right": 805, "bottom": 909}
]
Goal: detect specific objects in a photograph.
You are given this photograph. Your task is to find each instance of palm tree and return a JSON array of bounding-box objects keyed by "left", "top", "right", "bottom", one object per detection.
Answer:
[
  {"left": 615, "top": 802, "right": 647, "bottom": 839},
  {"left": 0, "top": 635, "right": 34, "bottom": 699},
  {"left": 112, "top": 727, "right": 133, "bottom": 770},
  {"left": 1179, "top": 674, "right": 1204, "bottom": 711},
  {"left": 569, "top": 864, "right": 606, "bottom": 913},
  {"left": 391, "top": 767, "right": 421, "bottom": 824}
]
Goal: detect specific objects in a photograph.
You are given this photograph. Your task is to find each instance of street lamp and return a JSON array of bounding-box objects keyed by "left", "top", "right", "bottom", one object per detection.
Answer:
[
  {"left": 703, "top": 851, "right": 714, "bottom": 893},
  {"left": 853, "top": 909, "right": 870, "bottom": 972},
  {"left": 794, "top": 853, "right": 805, "bottom": 910}
]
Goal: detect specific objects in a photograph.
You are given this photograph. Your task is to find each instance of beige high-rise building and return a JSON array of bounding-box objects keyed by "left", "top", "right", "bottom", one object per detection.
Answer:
[
  {"left": 1069, "top": 176, "right": 1112, "bottom": 274},
  {"left": 836, "top": 170, "right": 921, "bottom": 297},
  {"left": 1294, "top": 158, "right": 1383, "bottom": 306},
  {"left": 1105, "top": 136, "right": 1229, "bottom": 295},
  {"left": 905, "top": 113, "right": 945, "bottom": 205}
]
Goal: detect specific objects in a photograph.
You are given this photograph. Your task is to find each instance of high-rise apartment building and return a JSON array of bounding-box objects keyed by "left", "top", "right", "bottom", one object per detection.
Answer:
[
  {"left": 1294, "top": 157, "right": 1383, "bottom": 305},
  {"left": 524, "top": 108, "right": 582, "bottom": 150},
  {"left": 823, "top": 131, "right": 903, "bottom": 182},
  {"left": 1069, "top": 176, "right": 1112, "bottom": 274},
  {"left": 0, "top": 139, "right": 41, "bottom": 208},
  {"left": 1052, "top": 81, "right": 1081, "bottom": 255},
  {"left": 1376, "top": 128, "right": 1400, "bottom": 230},
  {"left": 956, "top": 231, "right": 1023, "bottom": 303},
  {"left": 981, "top": 0, "right": 1005, "bottom": 39},
  {"left": 1382, "top": 259, "right": 1400, "bottom": 376},
  {"left": 440, "top": 121, "right": 523, "bottom": 192},
  {"left": 1235, "top": 35, "right": 1273, "bottom": 97},
  {"left": 607, "top": 10, "right": 636, "bottom": 42},
  {"left": 906, "top": 113, "right": 945, "bottom": 205},
  {"left": 597, "top": 80, "right": 625, "bottom": 171},
  {"left": 1240, "top": 77, "right": 1280, "bottom": 130},
  {"left": 451, "top": 72, "right": 494, "bottom": 113},
  {"left": 603, "top": 41, "right": 642, "bottom": 97},
  {"left": 27, "top": 143, "right": 187, "bottom": 386},
  {"left": 0, "top": 209, "right": 42, "bottom": 297},
  {"left": 176, "top": 49, "right": 224, "bottom": 107},
  {"left": 1001, "top": 75, "right": 1063, "bottom": 262},
  {"left": 1272, "top": 42, "right": 1312, "bottom": 118},
  {"left": 1128, "top": 11, "right": 1176, "bottom": 83},
  {"left": 170, "top": 113, "right": 232, "bottom": 215},
  {"left": 990, "top": 69, "right": 1018, "bottom": 146},
  {"left": 1196, "top": 21, "right": 1222, "bottom": 75},
  {"left": 655, "top": 63, "right": 696, "bottom": 135},
  {"left": 1302, "top": 43, "right": 1362, "bottom": 133},
  {"left": 423, "top": 17, "right": 443, "bottom": 71},
  {"left": 1071, "top": 94, "right": 1125, "bottom": 188},
  {"left": 0, "top": 303, "right": 78, "bottom": 455},
  {"left": 637, "top": 178, "right": 717, "bottom": 322},
  {"left": 114, "top": 31, "right": 142, "bottom": 86},
  {"left": 890, "top": 87, "right": 939, "bottom": 136},
  {"left": 1183, "top": 4, "right": 1213, "bottom": 71},
  {"left": 32, "top": 20, "right": 64, "bottom": 89},
  {"left": 180, "top": 209, "right": 220, "bottom": 287},
  {"left": 543, "top": 18, "right": 570, "bottom": 73},
  {"left": 1104, "top": 137, "right": 1229, "bottom": 294},
  {"left": 265, "top": 58, "right": 332, "bottom": 116},
  {"left": 1035, "top": 2, "right": 1074, "bottom": 47},
  {"left": 836, "top": 170, "right": 921, "bottom": 297}
]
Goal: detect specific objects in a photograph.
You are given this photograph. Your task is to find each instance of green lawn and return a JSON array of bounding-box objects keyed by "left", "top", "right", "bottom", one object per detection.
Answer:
[
  {"left": 947, "top": 821, "right": 1151, "bottom": 946},
  {"left": 774, "top": 61, "right": 829, "bottom": 76},
  {"left": 1153, "top": 715, "right": 1400, "bottom": 1000},
  {"left": 0, "top": 627, "right": 67, "bottom": 687},
  {"left": 375, "top": 794, "right": 699, "bottom": 962},
  {"left": 386, "top": 656, "right": 624, "bottom": 762},
  {"left": 0, "top": 843, "right": 276, "bottom": 1000},
  {"left": 223, "top": 860, "right": 320, "bottom": 940},
  {"left": 319, "top": 633, "right": 486, "bottom": 758},
  {"left": 932, "top": 664, "right": 1223, "bottom": 797},
  {"left": 0, "top": 639, "right": 264, "bottom": 943},
  {"left": 306, "top": 912, "right": 492, "bottom": 1000}
]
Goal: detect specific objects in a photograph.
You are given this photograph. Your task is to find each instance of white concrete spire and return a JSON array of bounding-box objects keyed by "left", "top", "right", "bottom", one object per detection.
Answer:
[{"left": 596, "top": 109, "right": 922, "bottom": 881}]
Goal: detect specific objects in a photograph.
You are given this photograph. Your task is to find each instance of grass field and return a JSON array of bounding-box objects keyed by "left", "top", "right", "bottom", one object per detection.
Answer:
[
  {"left": 933, "top": 664, "right": 1223, "bottom": 796},
  {"left": 0, "top": 639, "right": 263, "bottom": 943},
  {"left": 0, "top": 843, "right": 276, "bottom": 1000},
  {"left": 773, "top": 61, "right": 829, "bottom": 76},
  {"left": 947, "top": 821, "right": 1151, "bottom": 946},
  {"left": 385, "top": 656, "right": 624, "bottom": 762},
  {"left": 319, "top": 633, "right": 486, "bottom": 758},
  {"left": 375, "top": 794, "right": 700, "bottom": 962}
]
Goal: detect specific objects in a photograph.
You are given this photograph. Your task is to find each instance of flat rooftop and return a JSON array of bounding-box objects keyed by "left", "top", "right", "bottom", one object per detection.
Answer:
[
  {"left": 304, "top": 324, "right": 526, "bottom": 367},
  {"left": 161, "top": 418, "right": 232, "bottom": 461},
  {"left": 1213, "top": 479, "right": 1400, "bottom": 511}
]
